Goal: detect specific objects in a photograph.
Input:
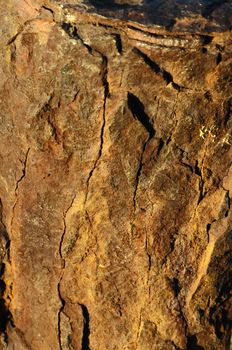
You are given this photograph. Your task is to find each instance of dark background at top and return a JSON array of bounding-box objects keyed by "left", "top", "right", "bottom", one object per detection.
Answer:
[{"left": 85, "top": 0, "right": 232, "bottom": 30}]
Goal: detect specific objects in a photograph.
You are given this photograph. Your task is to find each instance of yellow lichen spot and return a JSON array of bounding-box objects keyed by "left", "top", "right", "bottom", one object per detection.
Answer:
[
  {"left": 199, "top": 125, "right": 208, "bottom": 139},
  {"left": 199, "top": 125, "right": 217, "bottom": 141},
  {"left": 221, "top": 133, "right": 232, "bottom": 146},
  {"left": 98, "top": 264, "right": 106, "bottom": 268},
  {"left": 209, "top": 126, "right": 217, "bottom": 142}
]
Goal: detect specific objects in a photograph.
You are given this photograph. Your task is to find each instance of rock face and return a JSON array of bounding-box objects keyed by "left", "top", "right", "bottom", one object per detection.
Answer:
[{"left": 0, "top": 0, "right": 231, "bottom": 349}]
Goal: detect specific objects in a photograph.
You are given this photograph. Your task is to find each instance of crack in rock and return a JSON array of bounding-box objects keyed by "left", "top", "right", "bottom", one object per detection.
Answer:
[
  {"left": 0, "top": 201, "right": 12, "bottom": 343},
  {"left": 133, "top": 47, "right": 182, "bottom": 91},
  {"left": 85, "top": 54, "right": 109, "bottom": 206},
  {"left": 79, "top": 304, "right": 91, "bottom": 350},
  {"left": 57, "top": 195, "right": 77, "bottom": 349},
  {"left": 127, "top": 92, "right": 156, "bottom": 208}
]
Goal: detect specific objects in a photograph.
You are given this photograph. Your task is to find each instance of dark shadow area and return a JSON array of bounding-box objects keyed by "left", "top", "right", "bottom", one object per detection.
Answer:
[
  {"left": 113, "top": 33, "right": 123, "bottom": 54},
  {"left": 202, "top": 0, "right": 230, "bottom": 18},
  {"left": 169, "top": 277, "right": 181, "bottom": 297},
  {"left": 209, "top": 268, "right": 232, "bottom": 340},
  {"left": 61, "top": 23, "right": 92, "bottom": 53},
  {"left": 79, "top": 304, "right": 90, "bottom": 350},
  {"left": 128, "top": 93, "right": 155, "bottom": 138},
  {"left": 132, "top": 48, "right": 180, "bottom": 90},
  {"left": 77, "top": 0, "right": 232, "bottom": 31},
  {"left": 187, "top": 335, "right": 205, "bottom": 349},
  {"left": 0, "top": 265, "right": 11, "bottom": 335}
]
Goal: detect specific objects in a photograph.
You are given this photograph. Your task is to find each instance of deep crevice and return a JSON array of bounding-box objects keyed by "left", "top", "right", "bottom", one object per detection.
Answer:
[
  {"left": 128, "top": 93, "right": 155, "bottom": 138},
  {"left": 216, "top": 52, "right": 222, "bottom": 65},
  {"left": 133, "top": 142, "right": 147, "bottom": 209},
  {"left": 171, "top": 342, "right": 182, "bottom": 350},
  {"left": 132, "top": 47, "right": 181, "bottom": 90},
  {"left": 200, "top": 35, "right": 213, "bottom": 45},
  {"left": 209, "top": 301, "right": 232, "bottom": 341},
  {"left": 7, "top": 26, "right": 25, "bottom": 46},
  {"left": 59, "top": 196, "right": 76, "bottom": 261},
  {"left": 113, "top": 33, "right": 123, "bottom": 54},
  {"left": 57, "top": 195, "right": 77, "bottom": 349},
  {"left": 57, "top": 283, "right": 65, "bottom": 350},
  {"left": 169, "top": 277, "right": 181, "bottom": 297},
  {"left": 0, "top": 201, "right": 10, "bottom": 259},
  {"left": 127, "top": 93, "right": 156, "bottom": 208},
  {"left": 224, "top": 191, "right": 230, "bottom": 218},
  {"left": 187, "top": 335, "right": 205, "bottom": 349},
  {"left": 145, "top": 231, "right": 152, "bottom": 272},
  {"left": 157, "top": 138, "right": 165, "bottom": 157},
  {"left": 0, "top": 201, "right": 13, "bottom": 342},
  {"left": 41, "top": 5, "right": 54, "bottom": 17},
  {"left": 85, "top": 54, "right": 109, "bottom": 205},
  {"left": 208, "top": 237, "right": 232, "bottom": 342},
  {"left": 0, "top": 264, "right": 12, "bottom": 341},
  {"left": 194, "top": 161, "right": 205, "bottom": 205},
  {"left": 15, "top": 148, "right": 31, "bottom": 193},
  {"left": 79, "top": 304, "right": 90, "bottom": 350},
  {"left": 206, "top": 219, "right": 216, "bottom": 242},
  {"left": 223, "top": 98, "right": 232, "bottom": 127},
  {"left": 61, "top": 23, "right": 92, "bottom": 54}
]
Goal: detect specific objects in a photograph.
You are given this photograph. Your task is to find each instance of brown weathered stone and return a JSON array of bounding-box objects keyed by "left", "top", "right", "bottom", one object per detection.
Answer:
[{"left": 0, "top": 0, "right": 231, "bottom": 349}]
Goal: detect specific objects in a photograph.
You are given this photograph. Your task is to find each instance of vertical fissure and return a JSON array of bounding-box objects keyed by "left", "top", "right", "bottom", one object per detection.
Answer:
[
  {"left": 0, "top": 201, "right": 12, "bottom": 343},
  {"left": 113, "top": 33, "right": 123, "bottom": 54},
  {"left": 14, "top": 148, "right": 31, "bottom": 194},
  {"left": 194, "top": 160, "right": 205, "bottom": 205},
  {"left": 57, "top": 283, "right": 65, "bottom": 350},
  {"left": 79, "top": 304, "right": 90, "bottom": 350},
  {"left": 57, "top": 194, "right": 77, "bottom": 350},
  {"left": 127, "top": 92, "right": 155, "bottom": 209},
  {"left": 85, "top": 54, "right": 109, "bottom": 205},
  {"left": 127, "top": 93, "right": 155, "bottom": 334},
  {"left": 0, "top": 148, "right": 30, "bottom": 343}
]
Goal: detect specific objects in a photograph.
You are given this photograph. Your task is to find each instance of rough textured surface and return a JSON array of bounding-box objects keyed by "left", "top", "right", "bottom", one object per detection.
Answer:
[{"left": 0, "top": 0, "right": 232, "bottom": 349}]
